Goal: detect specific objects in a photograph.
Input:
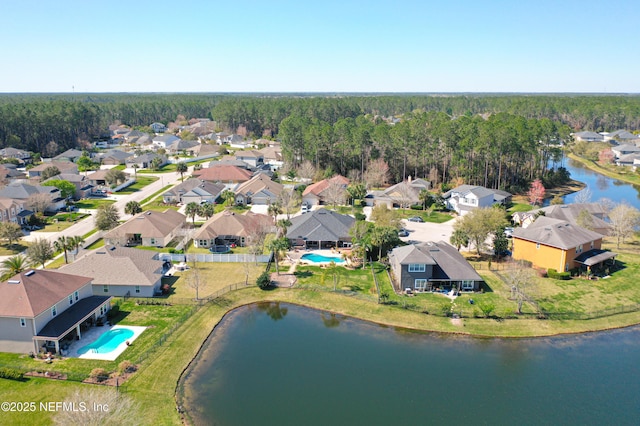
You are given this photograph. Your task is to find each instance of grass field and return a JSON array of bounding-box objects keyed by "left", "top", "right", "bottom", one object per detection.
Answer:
[
  {"left": 116, "top": 176, "right": 158, "bottom": 194},
  {"left": 75, "top": 199, "right": 116, "bottom": 209}
]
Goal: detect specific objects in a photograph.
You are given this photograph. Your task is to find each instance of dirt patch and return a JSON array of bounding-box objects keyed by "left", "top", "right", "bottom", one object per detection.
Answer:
[
  {"left": 270, "top": 273, "right": 297, "bottom": 288},
  {"left": 82, "top": 369, "right": 137, "bottom": 386}
]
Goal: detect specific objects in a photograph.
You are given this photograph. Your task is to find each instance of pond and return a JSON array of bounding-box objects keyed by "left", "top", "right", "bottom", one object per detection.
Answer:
[
  {"left": 562, "top": 158, "right": 640, "bottom": 209},
  {"left": 180, "top": 303, "right": 640, "bottom": 425}
]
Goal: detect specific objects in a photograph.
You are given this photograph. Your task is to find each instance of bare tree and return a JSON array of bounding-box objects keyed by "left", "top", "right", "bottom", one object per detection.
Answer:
[
  {"left": 187, "top": 263, "right": 205, "bottom": 301},
  {"left": 27, "top": 193, "right": 51, "bottom": 214},
  {"left": 390, "top": 182, "right": 417, "bottom": 210},
  {"left": 609, "top": 202, "right": 640, "bottom": 248},
  {"left": 363, "top": 158, "right": 389, "bottom": 188},
  {"left": 323, "top": 180, "right": 347, "bottom": 208},
  {"left": 277, "top": 188, "right": 300, "bottom": 219},
  {"left": 505, "top": 264, "right": 537, "bottom": 315},
  {"left": 297, "top": 160, "right": 316, "bottom": 181},
  {"left": 573, "top": 187, "right": 592, "bottom": 204}
]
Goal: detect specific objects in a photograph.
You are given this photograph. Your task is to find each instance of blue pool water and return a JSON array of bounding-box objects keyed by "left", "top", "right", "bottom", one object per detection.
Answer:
[
  {"left": 301, "top": 253, "right": 345, "bottom": 263},
  {"left": 77, "top": 328, "right": 134, "bottom": 355}
]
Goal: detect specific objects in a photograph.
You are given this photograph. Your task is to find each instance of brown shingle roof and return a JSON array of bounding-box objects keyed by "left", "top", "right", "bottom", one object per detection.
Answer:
[
  {"left": 193, "top": 211, "right": 273, "bottom": 240},
  {"left": 193, "top": 165, "right": 252, "bottom": 183},
  {"left": 61, "top": 246, "right": 163, "bottom": 287},
  {"left": 104, "top": 209, "right": 185, "bottom": 239},
  {"left": 0, "top": 270, "right": 92, "bottom": 318},
  {"left": 234, "top": 174, "right": 283, "bottom": 198},
  {"left": 302, "top": 175, "right": 349, "bottom": 196},
  {"left": 512, "top": 216, "right": 602, "bottom": 249}
]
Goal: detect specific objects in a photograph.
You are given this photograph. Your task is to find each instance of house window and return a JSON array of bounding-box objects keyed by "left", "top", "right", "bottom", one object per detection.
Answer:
[
  {"left": 590, "top": 241, "right": 594, "bottom": 249},
  {"left": 74, "top": 291, "right": 79, "bottom": 301},
  {"left": 69, "top": 295, "right": 73, "bottom": 305},
  {"left": 51, "top": 305, "right": 57, "bottom": 317},
  {"left": 536, "top": 243, "right": 540, "bottom": 249},
  {"left": 408, "top": 264, "right": 426, "bottom": 272},
  {"left": 150, "top": 238, "right": 156, "bottom": 245},
  {"left": 20, "top": 318, "right": 26, "bottom": 327},
  {"left": 135, "top": 285, "right": 140, "bottom": 294},
  {"left": 461, "top": 280, "right": 475, "bottom": 290},
  {"left": 576, "top": 245, "right": 583, "bottom": 254},
  {"left": 103, "top": 285, "right": 109, "bottom": 293},
  {"left": 415, "top": 279, "right": 428, "bottom": 291}
]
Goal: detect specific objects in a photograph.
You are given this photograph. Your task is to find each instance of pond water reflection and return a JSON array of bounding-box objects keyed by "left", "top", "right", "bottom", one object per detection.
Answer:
[{"left": 180, "top": 303, "right": 640, "bottom": 426}]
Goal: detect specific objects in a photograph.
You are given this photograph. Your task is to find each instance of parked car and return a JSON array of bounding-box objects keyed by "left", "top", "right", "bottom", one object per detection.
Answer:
[
  {"left": 301, "top": 203, "right": 310, "bottom": 214},
  {"left": 407, "top": 216, "right": 424, "bottom": 223},
  {"left": 398, "top": 229, "right": 409, "bottom": 237},
  {"left": 504, "top": 227, "right": 514, "bottom": 238}
]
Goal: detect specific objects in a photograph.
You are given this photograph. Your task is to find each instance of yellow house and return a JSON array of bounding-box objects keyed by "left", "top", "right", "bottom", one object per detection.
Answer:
[{"left": 512, "top": 216, "right": 607, "bottom": 272}]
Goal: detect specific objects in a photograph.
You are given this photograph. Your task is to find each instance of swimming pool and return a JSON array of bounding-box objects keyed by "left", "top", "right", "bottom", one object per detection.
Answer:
[
  {"left": 301, "top": 253, "right": 345, "bottom": 264},
  {"left": 77, "top": 327, "right": 134, "bottom": 355}
]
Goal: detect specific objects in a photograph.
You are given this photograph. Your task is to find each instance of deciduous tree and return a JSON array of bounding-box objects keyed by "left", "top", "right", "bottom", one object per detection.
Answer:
[
  {"left": 609, "top": 202, "right": 640, "bottom": 248},
  {"left": 527, "top": 179, "right": 546, "bottom": 206},
  {"left": 0, "top": 222, "right": 24, "bottom": 247},
  {"left": 27, "top": 238, "right": 54, "bottom": 268},
  {"left": 454, "top": 207, "right": 508, "bottom": 255},
  {"left": 95, "top": 204, "right": 120, "bottom": 231}
]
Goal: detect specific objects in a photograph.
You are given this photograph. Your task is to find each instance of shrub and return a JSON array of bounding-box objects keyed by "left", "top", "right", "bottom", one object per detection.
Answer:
[
  {"left": 354, "top": 212, "right": 366, "bottom": 221},
  {"left": 118, "top": 360, "right": 137, "bottom": 374},
  {"left": 547, "top": 268, "right": 571, "bottom": 280},
  {"left": 107, "top": 304, "right": 119, "bottom": 319},
  {"left": 256, "top": 272, "right": 271, "bottom": 289},
  {"left": 90, "top": 368, "right": 109, "bottom": 382},
  {"left": 0, "top": 367, "right": 24, "bottom": 381},
  {"left": 410, "top": 204, "right": 423, "bottom": 210}
]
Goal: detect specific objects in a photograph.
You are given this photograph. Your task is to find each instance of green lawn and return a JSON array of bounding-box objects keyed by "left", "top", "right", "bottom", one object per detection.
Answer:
[
  {"left": 32, "top": 213, "right": 88, "bottom": 233},
  {"left": 116, "top": 176, "right": 158, "bottom": 194},
  {"left": 75, "top": 199, "right": 116, "bottom": 209},
  {"left": 140, "top": 185, "right": 175, "bottom": 205},
  {"left": 508, "top": 202, "right": 534, "bottom": 213},
  {"left": 0, "top": 243, "right": 29, "bottom": 255},
  {"left": 397, "top": 210, "right": 454, "bottom": 223}
]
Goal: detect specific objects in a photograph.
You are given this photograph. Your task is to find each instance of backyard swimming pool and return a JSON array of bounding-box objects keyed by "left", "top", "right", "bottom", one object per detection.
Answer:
[
  {"left": 78, "top": 327, "right": 134, "bottom": 355},
  {"left": 301, "top": 253, "right": 345, "bottom": 264}
]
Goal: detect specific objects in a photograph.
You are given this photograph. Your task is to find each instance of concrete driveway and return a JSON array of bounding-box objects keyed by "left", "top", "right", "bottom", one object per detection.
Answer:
[{"left": 399, "top": 217, "right": 458, "bottom": 245}]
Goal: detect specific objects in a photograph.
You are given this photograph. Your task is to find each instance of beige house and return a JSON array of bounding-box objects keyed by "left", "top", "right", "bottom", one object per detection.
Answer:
[
  {"left": 61, "top": 246, "right": 166, "bottom": 297},
  {"left": 302, "top": 175, "right": 350, "bottom": 206},
  {"left": 104, "top": 210, "right": 186, "bottom": 248},
  {"left": 0, "top": 269, "right": 111, "bottom": 354},
  {"left": 234, "top": 173, "right": 283, "bottom": 205},
  {"left": 193, "top": 211, "right": 274, "bottom": 248}
]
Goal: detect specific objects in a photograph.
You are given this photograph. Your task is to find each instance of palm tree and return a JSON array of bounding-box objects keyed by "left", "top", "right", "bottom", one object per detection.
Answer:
[
  {"left": 185, "top": 202, "right": 201, "bottom": 226},
  {"left": 267, "top": 237, "right": 290, "bottom": 275},
  {"left": 132, "top": 163, "right": 139, "bottom": 178},
  {"left": 176, "top": 162, "right": 188, "bottom": 182},
  {"left": 54, "top": 236, "right": 71, "bottom": 264},
  {"left": 69, "top": 235, "right": 85, "bottom": 257},
  {"left": 268, "top": 202, "right": 283, "bottom": 222},
  {"left": 1, "top": 255, "right": 29, "bottom": 280},
  {"left": 125, "top": 200, "right": 143, "bottom": 216},
  {"left": 276, "top": 218, "right": 291, "bottom": 237},
  {"left": 200, "top": 202, "right": 215, "bottom": 219}
]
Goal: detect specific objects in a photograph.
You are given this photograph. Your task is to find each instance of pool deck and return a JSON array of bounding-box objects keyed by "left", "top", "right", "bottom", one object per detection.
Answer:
[
  {"left": 289, "top": 249, "right": 349, "bottom": 266},
  {"left": 67, "top": 325, "right": 147, "bottom": 361}
]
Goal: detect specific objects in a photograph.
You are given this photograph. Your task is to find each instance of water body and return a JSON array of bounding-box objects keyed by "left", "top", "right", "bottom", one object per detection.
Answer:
[
  {"left": 181, "top": 303, "right": 640, "bottom": 425},
  {"left": 562, "top": 158, "right": 640, "bottom": 208}
]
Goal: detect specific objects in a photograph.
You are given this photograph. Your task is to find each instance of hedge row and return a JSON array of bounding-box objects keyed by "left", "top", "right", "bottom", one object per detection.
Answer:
[
  {"left": 547, "top": 268, "right": 571, "bottom": 280},
  {"left": 0, "top": 367, "right": 24, "bottom": 380}
]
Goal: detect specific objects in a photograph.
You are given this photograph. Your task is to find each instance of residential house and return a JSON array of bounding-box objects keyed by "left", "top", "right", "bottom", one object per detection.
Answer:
[
  {"left": 152, "top": 134, "right": 180, "bottom": 149},
  {"left": 615, "top": 152, "right": 640, "bottom": 167},
  {"left": 126, "top": 153, "right": 168, "bottom": 170},
  {"left": 0, "top": 147, "right": 32, "bottom": 164},
  {"left": 193, "top": 165, "right": 252, "bottom": 188},
  {"left": 53, "top": 149, "right": 84, "bottom": 163},
  {"left": 258, "top": 145, "right": 284, "bottom": 170},
  {"left": 98, "top": 149, "right": 134, "bottom": 166},
  {"left": 86, "top": 169, "right": 113, "bottom": 188},
  {"left": 511, "top": 216, "right": 615, "bottom": 272},
  {"left": 442, "top": 185, "right": 511, "bottom": 215},
  {"left": 61, "top": 246, "right": 167, "bottom": 298},
  {"left": 43, "top": 173, "right": 93, "bottom": 200},
  {"left": 234, "top": 173, "right": 283, "bottom": 205},
  {"left": 193, "top": 211, "right": 274, "bottom": 248},
  {"left": 186, "top": 143, "right": 221, "bottom": 158},
  {"left": 234, "top": 150, "right": 264, "bottom": 168},
  {"left": 103, "top": 209, "right": 186, "bottom": 248},
  {"left": 611, "top": 144, "right": 640, "bottom": 159},
  {"left": 209, "top": 157, "right": 252, "bottom": 170},
  {"left": 302, "top": 175, "right": 350, "bottom": 207},
  {"left": 389, "top": 241, "right": 484, "bottom": 292},
  {"left": 0, "top": 197, "right": 32, "bottom": 225},
  {"left": 150, "top": 122, "right": 167, "bottom": 133},
  {"left": 287, "top": 208, "right": 355, "bottom": 249},
  {"left": 165, "top": 139, "right": 199, "bottom": 155},
  {"left": 162, "top": 179, "right": 225, "bottom": 205},
  {"left": 512, "top": 203, "right": 611, "bottom": 236},
  {"left": 366, "top": 177, "right": 431, "bottom": 208},
  {"left": 0, "top": 182, "right": 65, "bottom": 213},
  {"left": 28, "top": 161, "right": 78, "bottom": 179},
  {"left": 0, "top": 269, "right": 111, "bottom": 354},
  {"left": 0, "top": 163, "right": 26, "bottom": 181},
  {"left": 572, "top": 131, "right": 605, "bottom": 142},
  {"left": 603, "top": 130, "right": 640, "bottom": 144}
]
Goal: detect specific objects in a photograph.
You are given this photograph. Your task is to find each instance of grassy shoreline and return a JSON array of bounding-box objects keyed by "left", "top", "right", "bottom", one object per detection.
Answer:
[{"left": 568, "top": 152, "right": 640, "bottom": 186}]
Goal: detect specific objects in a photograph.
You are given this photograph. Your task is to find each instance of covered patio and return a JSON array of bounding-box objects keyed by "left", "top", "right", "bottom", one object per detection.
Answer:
[
  {"left": 574, "top": 249, "right": 618, "bottom": 276},
  {"left": 33, "top": 296, "right": 112, "bottom": 355}
]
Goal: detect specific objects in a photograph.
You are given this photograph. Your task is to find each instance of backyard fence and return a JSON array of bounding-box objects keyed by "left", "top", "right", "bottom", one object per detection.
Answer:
[{"left": 160, "top": 253, "right": 271, "bottom": 264}]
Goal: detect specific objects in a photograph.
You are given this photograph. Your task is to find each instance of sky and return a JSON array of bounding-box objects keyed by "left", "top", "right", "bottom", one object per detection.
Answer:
[{"left": 1, "top": 0, "right": 639, "bottom": 93}]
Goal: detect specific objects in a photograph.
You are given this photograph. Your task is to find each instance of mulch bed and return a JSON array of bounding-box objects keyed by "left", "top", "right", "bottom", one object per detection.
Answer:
[{"left": 25, "top": 371, "right": 67, "bottom": 380}]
